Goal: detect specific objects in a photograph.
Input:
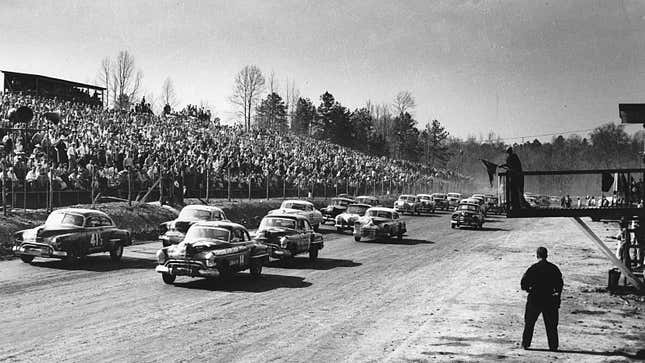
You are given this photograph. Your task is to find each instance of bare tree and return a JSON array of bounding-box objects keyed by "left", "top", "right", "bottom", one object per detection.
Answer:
[
  {"left": 112, "top": 50, "right": 143, "bottom": 110},
  {"left": 393, "top": 90, "right": 416, "bottom": 115},
  {"left": 160, "top": 77, "right": 178, "bottom": 110},
  {"left": 284, "top": 78, "right": 300, "bottom": 128},
  {"left": 229, "top": 65, "right": 265, "bottom": 131},
  {"left": 97, "top": 57, "right": 112, "bottom": 108}
]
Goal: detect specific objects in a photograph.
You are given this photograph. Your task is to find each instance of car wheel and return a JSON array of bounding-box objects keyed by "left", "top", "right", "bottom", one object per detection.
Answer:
[
  {"left": 250, "top": 262, "right": 262, "bottom": 279},
  {"left": 354, "top": 235, "right": 361, "bottom": 242},
  {"left": 63, "top": 249, "right": 77, "bottom": 264},
  {"left": 398, "top": 232, "right": 403, "bottom": 240},
  {"left": 309, "top": 248, "right": 319, "bottom": 262},
  {"left": 20, "top": 255, "right": 34, "bottom": 263},
  {"left": 162, "top": 272, "right": 176, "bottom": 284},
  {"left": 450, "top": 224, "right": 455, "bottom": 229},
  {"left": 110, "top": 244, "right": 123, "bottom": 262}
]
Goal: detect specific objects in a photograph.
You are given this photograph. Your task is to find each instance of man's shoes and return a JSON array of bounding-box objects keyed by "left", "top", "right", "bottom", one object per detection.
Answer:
[
  {"left": 549, "top": 347, "right": 558, "bottom": 352},
  {"left": 521, "top": 343, "right": 530, "bottom": 350}
]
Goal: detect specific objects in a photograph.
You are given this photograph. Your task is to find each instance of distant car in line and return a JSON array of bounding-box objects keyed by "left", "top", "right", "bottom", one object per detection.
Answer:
[
  {"left": 416, "top": 194, "right": 436, "bottom": 215},
  {"left": 335, "top": 203, "right": 371, "bottom": 232},
  {"left": 394, "top": 194, "right": 420, "bottom": 215},
  {"left": 159, "top": 205, "right": 228, "bottom": 247},
  {"left": 451, "top": 203, "right": 485, "bottom": 229},
  {"left": 321, "top": 197, "right": 355, "bottom": 225},
  {"left": 255, "top": 213, "right": 324, "bottom": 262},
  {"left": 268, "top": 200, "right": 324, "bottom": 231},
  {"left": 353, "top": 207, "right": 406, "bottom": 242}
]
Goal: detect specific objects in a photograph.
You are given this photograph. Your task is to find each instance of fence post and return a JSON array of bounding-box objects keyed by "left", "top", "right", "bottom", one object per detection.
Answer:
[
  {"left": 159, "top": 174, "right": 163, "bottom": 204},
  {"left": 91, "top": 168, "right": 95, "bottom": 209},
  {"left": 227, "top": 168, "right": 231, "bottom": 202},
  {"left": 248, "top": 176, "right": 251, "bottom": 201},
  {"left": 205, "top": 166, "right": 210, "bottom": 202},
  {"left": 335, "top": 182, "right": 338, "bottom": 197},
  {"left": 2, "top": 170, "right": 6, "bottom": 216},
  {"left": 266, "top": 175, "right": 269, "bottom": 200},
  {"left": 11, "top": 177, "right": 14, "bottom": 210},
  {"left": 23, "top": 179, "right": 27, "bottom": 213},
  {"left": 282, "top": 178, "right": 286, "bottom": 199},
  {"left": 297, "top": 183, "right": 300, "bottom": 198},
  {"left": 128, "top": 169, "right": 132, "bottom": 207}
]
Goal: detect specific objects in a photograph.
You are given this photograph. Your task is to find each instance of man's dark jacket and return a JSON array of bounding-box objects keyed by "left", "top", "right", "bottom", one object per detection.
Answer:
[{"left": 521, "top": 259, "right": 563, "bottom": 307}]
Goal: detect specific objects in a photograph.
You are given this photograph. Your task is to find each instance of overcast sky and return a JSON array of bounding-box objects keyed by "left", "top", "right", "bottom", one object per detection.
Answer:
[{"left": 1, "top": 0, "right": 644, "bottom": 140}]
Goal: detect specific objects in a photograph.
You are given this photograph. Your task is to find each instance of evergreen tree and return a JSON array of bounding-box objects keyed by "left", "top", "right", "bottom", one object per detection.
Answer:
[
  {"left": 255, "top": 92, "right": 288, "bottom": 131},
  {"left": 291, "top": 97, "right": 316, "bottom": 135}
]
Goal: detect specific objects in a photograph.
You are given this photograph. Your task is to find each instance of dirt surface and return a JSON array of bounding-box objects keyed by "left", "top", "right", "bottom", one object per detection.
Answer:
[{"left": 1, "top": 213, "right": 643, "bottom": 362}]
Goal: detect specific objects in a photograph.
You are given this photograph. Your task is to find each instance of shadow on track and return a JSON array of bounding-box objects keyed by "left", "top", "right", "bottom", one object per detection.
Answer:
[
  {"left": 267, "top": 257, "right": 362, "bottom": 270},
  {"left": 170, "top": 273, "right": 312, "bottom": 292},
  {"left": 526, "top": 348, "right": 645, "bottom": 360},
  {"left": 29, "top": 256, "right": 156, "bottom": 272},
  {"left": 357, "top": 238, "right": 435, "bottom": 246}
]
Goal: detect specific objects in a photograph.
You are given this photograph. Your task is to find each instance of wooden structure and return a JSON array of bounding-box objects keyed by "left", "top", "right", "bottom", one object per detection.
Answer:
[{"left": 2, "top": 70, "right": 105, "bottom": 107}]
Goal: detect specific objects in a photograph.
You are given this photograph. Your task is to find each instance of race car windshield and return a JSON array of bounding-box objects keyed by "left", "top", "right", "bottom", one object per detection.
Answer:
[
  {"left": 333, "top": 200, "right": 350, "bottom": 206},
  {"left": 185, "top": 227, "right": 230, "bottom": 242},
  {"left": 45, "top": 212, "right": 84, "bottom": 227},
  {"left": 357, "top": 198, "right": 375, "bottom": 204},
  {"left": 347, "top": 206, "right": 368, "bottom": 215},
  {"left": 178, "top": 209, "right": 212, "bottom": 220},
  {"left": 459, "top": 205, "right": 478, "bottom": 212},
  {"left": 283, "top": 203, "right": 307, "bottom": 211},
  {"left": 419, "top": 196, "right": 431, "bottom": 200},
  {"left": 405, "top": 197, "right": 416, "bottom": 202},
  {"left": 260, "top": 217, "right": 296, "bottom": 230}
]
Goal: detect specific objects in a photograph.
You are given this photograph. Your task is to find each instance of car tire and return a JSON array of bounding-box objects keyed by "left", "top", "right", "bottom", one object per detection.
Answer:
[
  {"left": 20, "top": 255, "right": 34, "bottom": 263},
  {"left": 250, "top": 262, "right": 262, "bottom": 279},
  {"left": 450, "top": 224, "right": 455, "bottom": 229},
  {"left": 309, "top": 248, "right": 319, "bottom": 262},
  {"left": 354, "top": 235, "right": 361, "bottom": 242},
  {"left": 162, "top": 273, "right": 176, "bottom": 284},
  {"left": 110, "top": 244, "right": 123, "bottom": 262},
  {"left": 398, "top": 232, "right": 403, "bottom": 240},
  {"left": 63, "top": 249, "right": 77, "bottom": 264}
]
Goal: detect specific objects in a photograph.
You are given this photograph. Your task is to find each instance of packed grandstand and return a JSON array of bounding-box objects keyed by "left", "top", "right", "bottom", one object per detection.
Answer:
[{"left": 0, "top": 89, "right": 468, "bottom": 206}]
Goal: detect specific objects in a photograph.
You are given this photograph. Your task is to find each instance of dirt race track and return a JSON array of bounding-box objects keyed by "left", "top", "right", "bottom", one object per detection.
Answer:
[{"left": 1, "top": 212, "right": 643, "bottom": 362}]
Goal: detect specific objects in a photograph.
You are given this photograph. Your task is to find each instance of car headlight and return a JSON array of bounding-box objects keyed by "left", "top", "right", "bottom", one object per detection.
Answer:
[
  {"left": 279, "top": 236, "right": 288, "bottom": 248},
  {"left": 156, "top": 249, "right": 167, "bottom": 264},
  {"left": 205, "top": 252, "right": 216, "bottom": 267},
  {"left": 22, "top": 229, "right": 37, "bottom": 240},
  {"left": 43, "top": 236, "right": 60, "bottom": 248}
]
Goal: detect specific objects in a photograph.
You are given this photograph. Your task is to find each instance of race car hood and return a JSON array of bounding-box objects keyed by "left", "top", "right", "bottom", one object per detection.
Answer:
[
  {"left": 337, "top": 213, "right": 360, "bottom": 221},
  {"left": 255, "top": 227, "right": 298, "bottom": 240},
  {"left": 167, "top": 238, "right": 248, "bottom": 259}
]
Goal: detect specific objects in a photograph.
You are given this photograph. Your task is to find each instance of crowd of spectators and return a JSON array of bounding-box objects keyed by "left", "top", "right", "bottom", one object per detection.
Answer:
[{"left": 0, "top": 91, "right": 464, "bottom": 204}]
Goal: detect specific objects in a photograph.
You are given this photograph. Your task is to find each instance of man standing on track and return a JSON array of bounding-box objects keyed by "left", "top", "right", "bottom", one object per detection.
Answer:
[{"left": 521, "top": 246, "right": 563, "bottom": 351}]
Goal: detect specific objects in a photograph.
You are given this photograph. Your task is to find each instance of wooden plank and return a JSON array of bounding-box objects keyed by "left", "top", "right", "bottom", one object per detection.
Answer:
[{"left": 572, "top": 217, "right": 644, "bottom": 291}]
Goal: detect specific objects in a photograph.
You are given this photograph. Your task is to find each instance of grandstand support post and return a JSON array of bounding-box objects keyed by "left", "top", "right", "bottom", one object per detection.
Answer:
[
  {"left": 11, "top": 176, "right": 15, "bottom": 210},
  {"left": 48, "top": 169, "right": 53, "bottom": 212},
  {"left": 205, "top": 167, "right": 210, "bottom": 202},
  {"left": 572, "top": 217, "right": 644, "bottom": 291},
  {"left": 227, "top": 168, "right": 231, "bottom": 202},
  {"left": 323, "top": 182, "right": 327, "bottom": 200}
]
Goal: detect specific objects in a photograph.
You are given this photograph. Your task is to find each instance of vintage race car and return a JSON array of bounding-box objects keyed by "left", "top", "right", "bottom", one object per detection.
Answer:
[
  {"left": 470, "top": 195, "right": 488, "bottom": 215},
  {"left": 268, "top": 200, "right": 323, "bottom": 231},
  {"left": 451, "top": 203, "right": 485, "bottom": 229},
  {"left": 155, "top": 221, "right": 269, "bottom": 284},
  {"left": 354, "top": 195, "right": 380, "bottom": 207},
  {"left": 334, "top": 203, "right": 370, "bottom": 232},
  {"left": 353, "top": 207, "right": 406, "bottom": 242},
  {"left": 255, "top": 213, "right": 323, "bottom": 261},
  {"left": 416, "top": 194, "right": 436, "bottom": 214},
  {"left": 159, "top": 205, "right": 228, "bottom": 246},
  {"left": 430, "top": 193, "right": 450, "bottom": 210},
  {"left": 13, "top": 208, "right": 131, "bottom": 263},
  {"left": 321, "top": 197, "right": 355, "bottom": 224},
  {"left": 447, "top": 192, "right": 462, "bottom": 208},
  {"left": 393, "top": 194, "right": 420, "bottom": 215}
]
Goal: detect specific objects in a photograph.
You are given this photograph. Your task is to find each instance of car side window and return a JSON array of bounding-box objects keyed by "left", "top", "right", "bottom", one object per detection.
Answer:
[
  {"left": 212, "top": 211, "right": 222, "bottom": 221},
  {"left": 243, "top": 230, "right": 251, "bottom": 241},
  {"left": 231, "top": 229, "right": 243, "bottom": 242},
  {"left": 85, "top": 217, "right": 99, "bottom": 227},
  {"left": 306, "top": 205, "right": 313, "bottom": 212},
  {"left": 297, "top": 220, "right": 304, "bottom": 231},
  {"left": 99, "top": 216, "right": 113, "bottom": 227},
  {"left": 393, "top": 213, "right": 399, "bottom": 219}
]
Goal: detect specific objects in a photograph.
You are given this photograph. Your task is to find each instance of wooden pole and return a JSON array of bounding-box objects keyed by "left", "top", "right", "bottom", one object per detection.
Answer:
[
  {"left": 128, "top": 169, "right": 132, "bottom": 207},
  {"left": 227, "top": 168, "right": 231, "bottom": 202},
  {"left": 205, "top": 166, "right": 210, "bottom": 202},
  {"left": 266, "top": 174, "right": 269, "bottom": 200}
]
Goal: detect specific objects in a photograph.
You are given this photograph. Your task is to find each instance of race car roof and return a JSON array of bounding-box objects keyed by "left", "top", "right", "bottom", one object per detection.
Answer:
[
  {"left": 182, "top": 205, "right": 225, "bottom": 212},
  {"left": 53, "top": 208, "right": 109, "bottom": 217},
  {"left": 192, "top": 221, "right": 247, "bottom": 230},
  {"left": 367, "top": 206, "right": 396, "bottom": 213},
  {"left": 263, "top": 213, "right": 308, "bottom": 221},
  {"left": 282, "top": 199, "right": 313, "bottom": 206}
]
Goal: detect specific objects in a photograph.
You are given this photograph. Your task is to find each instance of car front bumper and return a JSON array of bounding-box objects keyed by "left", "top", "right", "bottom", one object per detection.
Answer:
[
  {"left": 13, "top": 243, "right": 67, "bottom": 258},
  {"left": 156, "top": 262, "right": 220, "bottom": 278}
]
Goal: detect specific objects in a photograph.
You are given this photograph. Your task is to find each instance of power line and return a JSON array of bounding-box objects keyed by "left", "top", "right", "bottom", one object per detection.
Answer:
[{"left": 494, "top": 127, "right": 598, "bottom": 142}]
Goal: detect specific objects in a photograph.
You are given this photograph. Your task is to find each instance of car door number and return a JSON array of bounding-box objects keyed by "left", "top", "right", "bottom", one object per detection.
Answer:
[{"left": 90, "top": 232, "right": 101, "bottom": 248}]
